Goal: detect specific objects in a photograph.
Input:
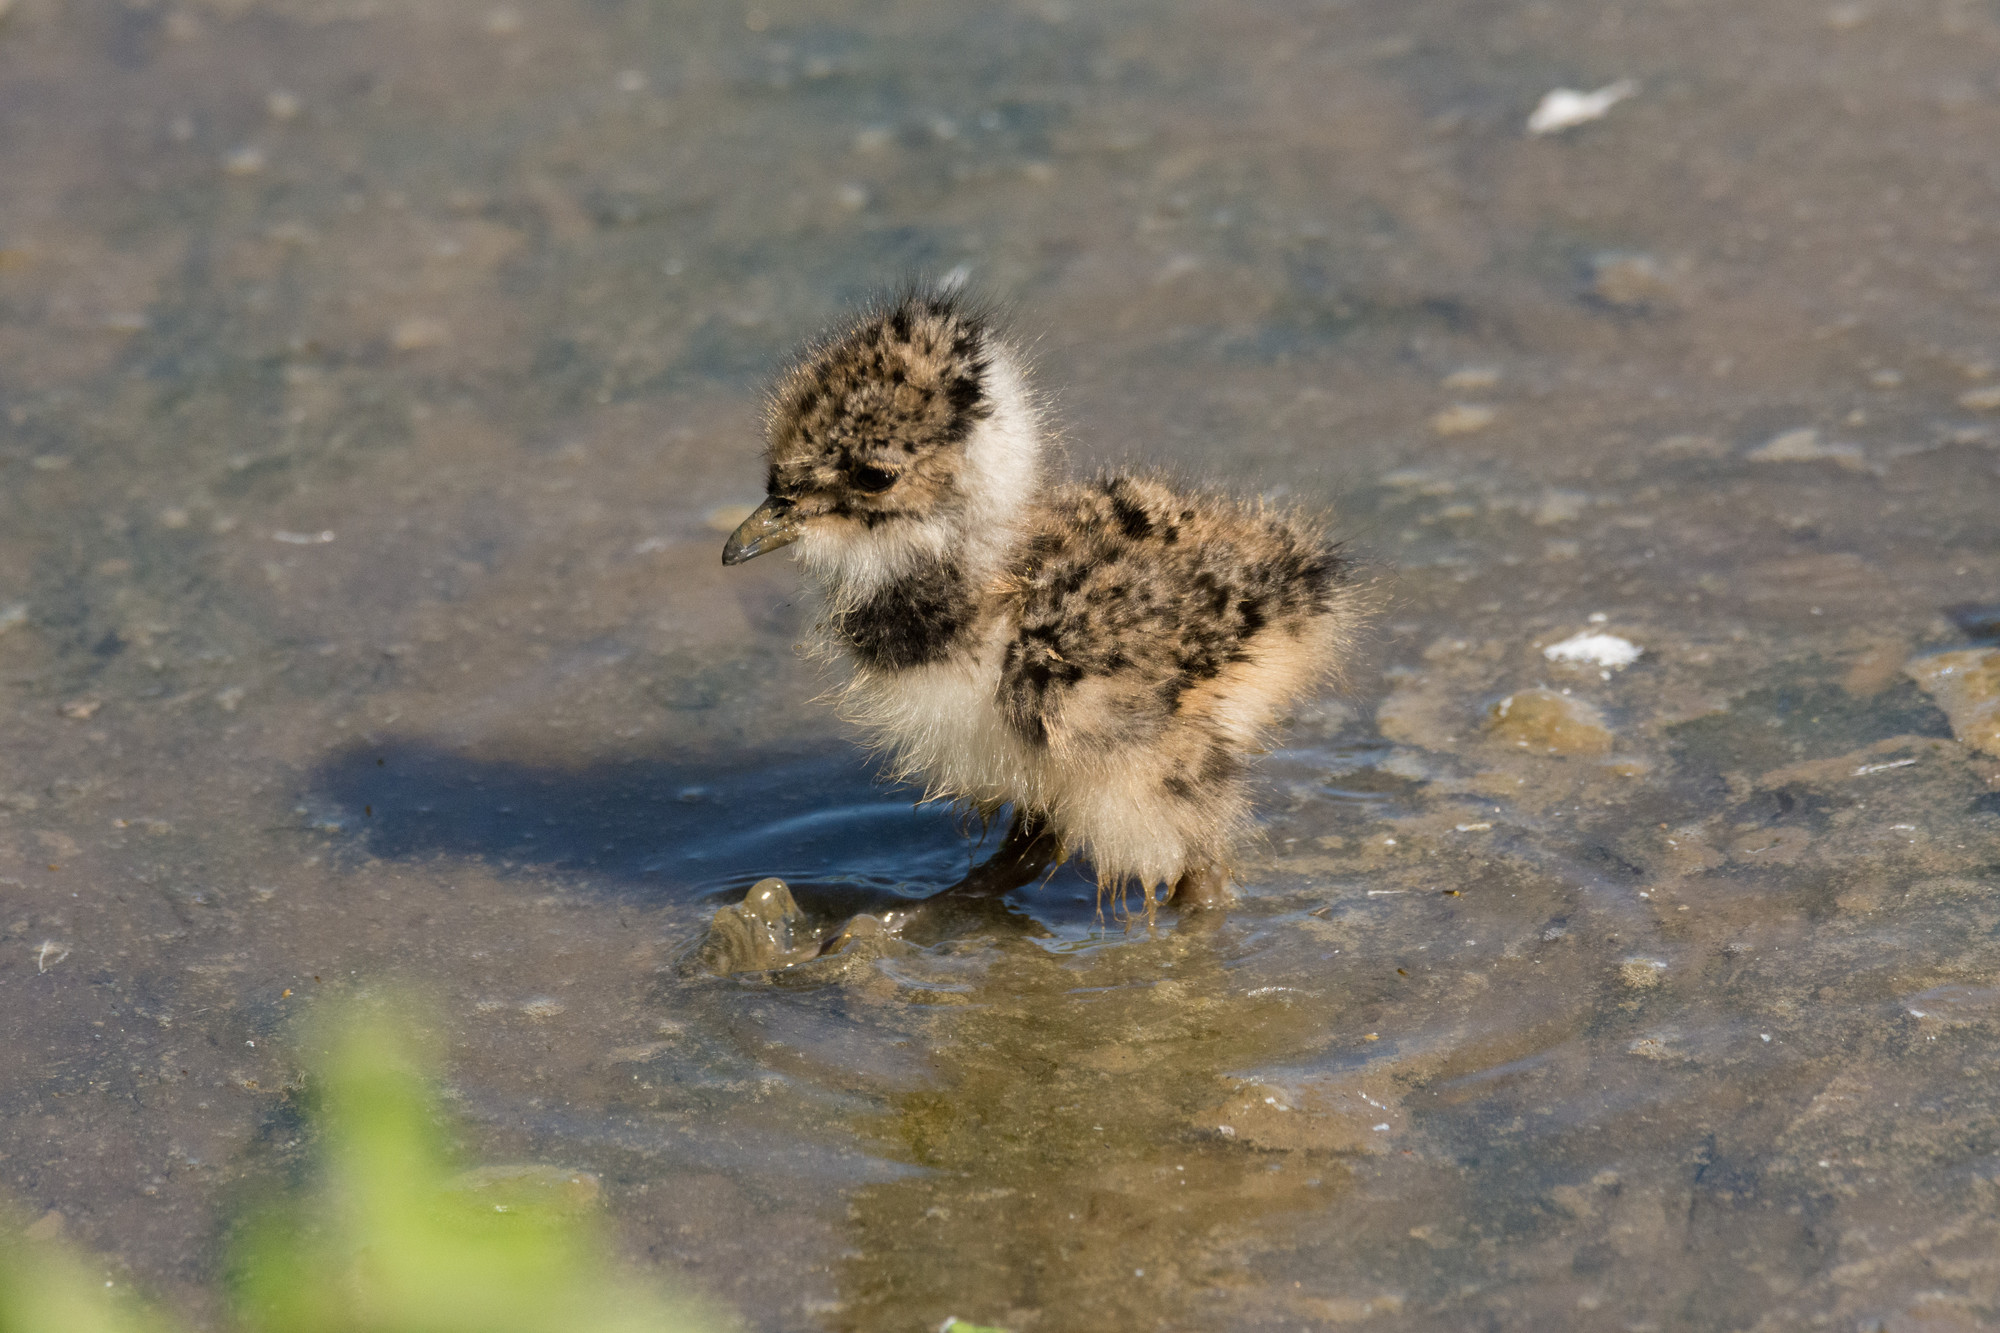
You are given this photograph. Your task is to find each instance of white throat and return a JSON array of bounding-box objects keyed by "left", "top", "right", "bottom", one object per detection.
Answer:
[{"left": 795, "top": 345, "right": 1043, "bottom": 601}]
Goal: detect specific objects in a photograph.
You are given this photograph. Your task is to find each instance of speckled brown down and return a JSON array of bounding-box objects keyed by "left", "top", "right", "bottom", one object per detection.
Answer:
[{"left": 723, "top": 289, "right": 1368, "bottom": 909}]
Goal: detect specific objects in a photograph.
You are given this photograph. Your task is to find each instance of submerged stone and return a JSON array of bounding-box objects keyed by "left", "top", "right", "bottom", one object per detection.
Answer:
[
  {"left": 1486, "top": 689, "right": 1615, "bottom": 756},
  {"left": 1903, "top": 648, "right": 2000, "bottom": 757}
]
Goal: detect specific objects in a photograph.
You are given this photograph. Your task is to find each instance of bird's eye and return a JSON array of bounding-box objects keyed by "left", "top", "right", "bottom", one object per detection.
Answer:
[{"left": 852, "top": 464, "right": 898, "bottom": 494}]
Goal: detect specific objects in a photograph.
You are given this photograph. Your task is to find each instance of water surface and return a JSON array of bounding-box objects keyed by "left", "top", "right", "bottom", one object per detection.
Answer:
[{"left": 4, "top": 1, "right": 2000, "bottom": 1329}]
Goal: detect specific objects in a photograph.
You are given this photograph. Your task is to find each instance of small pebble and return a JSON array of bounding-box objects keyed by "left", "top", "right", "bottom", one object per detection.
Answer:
[
  {"left": 1533, "top": 491, "right": 1589, "bottom": 525},
  {"left": 1589, "top": 252, "right": 1674, "bottom": 308},
  {"left": 1487, "top": 689, "right": 1614, "bottom": 756},
  {"left": 390, "top": 316, "right": 449, "bottom": 351},
  {"left": 1959, "top": 386, "right": 2000, "bottom": 412},
  {"left": 1745, "top": 427, "right": 1866, "bottom": 469},
  {"left": 1431, "top": 404, "right": 1496, "bottom": 436},
  {"left": 1904, "top": 648, "right": 2000, "bottom": 757}
]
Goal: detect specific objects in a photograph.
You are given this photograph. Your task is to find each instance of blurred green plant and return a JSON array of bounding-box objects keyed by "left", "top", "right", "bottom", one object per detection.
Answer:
[
  {"left": 0, "top": 1228, "right": 175, "bottom": 1333},
  {"left": 0, "top": 1001, "right": 721, "bottom": 1333}
]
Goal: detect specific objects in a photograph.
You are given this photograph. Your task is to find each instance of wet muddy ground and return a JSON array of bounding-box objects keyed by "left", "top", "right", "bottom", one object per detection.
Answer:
[{"left": 4, "top": 0, "right": 2000, "bottom": 1329}]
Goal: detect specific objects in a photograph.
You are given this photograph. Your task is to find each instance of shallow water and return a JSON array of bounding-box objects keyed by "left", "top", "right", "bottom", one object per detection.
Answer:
[{"left": 4, "top": 0, "right": 2000, "bottom": 1329}]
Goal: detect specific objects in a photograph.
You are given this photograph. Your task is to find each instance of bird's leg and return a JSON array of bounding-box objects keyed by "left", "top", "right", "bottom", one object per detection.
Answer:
[
  {"left": 947, "top": 807, "right": 1060, "bottom": 896},
  {"left": 820, "top": 810, "right": 1055, "bottom": 957},
  {"left": 1171, "top": 862, "right": 1234, "bottom": 911}
]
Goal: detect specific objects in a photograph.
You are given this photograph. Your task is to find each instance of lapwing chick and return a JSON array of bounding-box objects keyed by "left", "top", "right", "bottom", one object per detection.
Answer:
[{"left": 722, "top": 290, "right": 1366, "bottom": 911}]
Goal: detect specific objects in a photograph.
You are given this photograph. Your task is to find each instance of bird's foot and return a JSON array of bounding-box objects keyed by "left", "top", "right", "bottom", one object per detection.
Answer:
[
  {"left": 696, "top": 815, "right": 1210, "bottom": 974},
  {"left": 1171, "top": 863, "right": 1234, "bottom": 912},
  {"left": 696, "top": 878, "right": 917, "bottom": 974}
]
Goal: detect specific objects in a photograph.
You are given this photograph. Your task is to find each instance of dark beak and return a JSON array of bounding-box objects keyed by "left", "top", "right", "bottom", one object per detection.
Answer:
[{"left": 721, "top": 496, "right": 803, "bottom": 566}]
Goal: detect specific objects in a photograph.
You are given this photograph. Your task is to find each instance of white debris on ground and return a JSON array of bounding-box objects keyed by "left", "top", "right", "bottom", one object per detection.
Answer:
[
  {"left": 1543, "top": 631, "right": 1643, "bottom": 668},
  {"left": 1852, "top": 758, "right": 1918, "bottom": 776},
  {"left": 1527, "top": 79, "right": 1638, "bottom": 135}
]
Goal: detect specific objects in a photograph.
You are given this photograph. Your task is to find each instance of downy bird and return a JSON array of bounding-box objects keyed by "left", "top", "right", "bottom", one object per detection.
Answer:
[{"left": 722, "top": 289, "right": 1366, "bottom": 911}]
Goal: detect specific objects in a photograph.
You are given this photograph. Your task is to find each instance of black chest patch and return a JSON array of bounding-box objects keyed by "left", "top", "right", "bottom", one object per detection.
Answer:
[{"left": 832, "top": 558, "right": 971, "bottom": 670}]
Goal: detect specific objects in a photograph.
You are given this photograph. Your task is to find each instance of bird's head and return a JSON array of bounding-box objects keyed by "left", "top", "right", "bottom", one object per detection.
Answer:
[{"left": 722, "top": 290, "right": 1041, "bottom": 592}]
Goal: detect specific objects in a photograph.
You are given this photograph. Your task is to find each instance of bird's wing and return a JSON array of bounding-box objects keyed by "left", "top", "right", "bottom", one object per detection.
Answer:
[
  {"left": 997, "top": 477, "right": 1330, "bottom": 755},
  {"left": 995, "top": 541, "right": 1180, "bottom": 754}
]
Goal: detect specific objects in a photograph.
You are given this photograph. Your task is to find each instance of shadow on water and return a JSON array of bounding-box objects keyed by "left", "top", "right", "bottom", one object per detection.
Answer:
[
  {"left": 309, "top": 740, "right": 1116, "bottom": 935},
  {"left": 314, "top": 740, "right": 966, "bottom": 894}
]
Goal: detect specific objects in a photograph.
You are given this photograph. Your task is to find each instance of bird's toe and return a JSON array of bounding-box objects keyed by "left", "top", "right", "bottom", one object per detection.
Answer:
[{"left": 1171, "top": 863, "right": 1234, "bottom": 912}]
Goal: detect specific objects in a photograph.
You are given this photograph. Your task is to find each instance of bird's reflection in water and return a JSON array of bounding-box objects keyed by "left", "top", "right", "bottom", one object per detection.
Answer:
[{"left": 827, "top": 920, "right": 1353, "bottom": 1333}]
